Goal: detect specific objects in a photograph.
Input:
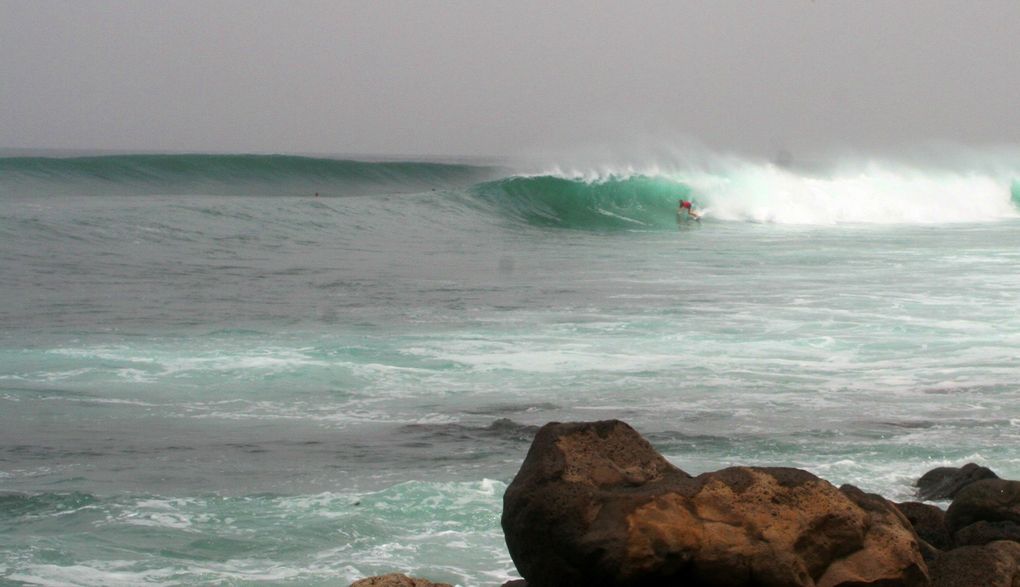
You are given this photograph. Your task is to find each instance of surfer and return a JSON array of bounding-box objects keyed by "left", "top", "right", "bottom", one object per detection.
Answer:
[{"left": 678, "top": 199, "right": 701, "bottom": 220}]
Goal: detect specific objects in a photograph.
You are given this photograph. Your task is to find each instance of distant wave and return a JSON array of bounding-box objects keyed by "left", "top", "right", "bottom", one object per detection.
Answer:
[
  {"left": 3, "top": 153, "right": 1018, "bottom": 227},
  {"left": 0, "top": 154, "right": 499, "bottom": 196}
]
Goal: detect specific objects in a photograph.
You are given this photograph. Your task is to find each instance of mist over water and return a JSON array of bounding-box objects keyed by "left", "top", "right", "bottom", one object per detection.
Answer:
[{"left": 2, "top": 151, "right": 1020, "bottom": 585}]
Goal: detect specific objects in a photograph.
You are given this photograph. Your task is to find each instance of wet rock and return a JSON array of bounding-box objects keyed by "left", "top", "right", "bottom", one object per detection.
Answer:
[
  {"left": 916, "top": 463, "right": 998, "bottom": 501},
  {"left": 929, "top": 540, "right": 1020, "bottom": 587},
  {"left": 349, "top": 573, "right": 453, "bottom": 587},
  {"left": 945, "top": 478, "right": 1020, "bottom": 546},
  {"left": 896, "top": 501, "right": 953, "bottom": 551},
  {"left": 502, "top": 419, "right": 928, "bottom": 587}
]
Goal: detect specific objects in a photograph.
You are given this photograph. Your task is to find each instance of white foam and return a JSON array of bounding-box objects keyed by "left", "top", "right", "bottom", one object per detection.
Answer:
[
  {"left": 46, "top": 345, "right": 332, "bottom": 378},
  {"left": 8, "top": 562, "right": 177, "bottom": 587},
  {"left": 685, "top": 162, "right": 1018, "bottom": 225}
]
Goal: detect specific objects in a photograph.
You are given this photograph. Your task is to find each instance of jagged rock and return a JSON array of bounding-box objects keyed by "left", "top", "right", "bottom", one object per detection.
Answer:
[
  {"left": 896, "top": 501, "right": 953, "bottom": 551},
  {"left": 929, "top": 540, "right": 1020, "bottom": 587},
  {"left": 349, "top": 573, "right": 452, "bottom": 587},
  {"left": 499, "top": 581, "right": 527, "bottom": 587},
  {"left": 916, "top": 463, "right": 998, "bottom": 501},
  {"left": 945, "top": 478, "right": 1020, "bottom": 546},
  {"left": 502, "top": 419, "right": 928, "bottom": 587}
]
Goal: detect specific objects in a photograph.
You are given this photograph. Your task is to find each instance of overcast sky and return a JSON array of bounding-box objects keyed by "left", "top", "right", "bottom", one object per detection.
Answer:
[{"left": 2, "top": 1, "right": 1019, "bottom": 158}]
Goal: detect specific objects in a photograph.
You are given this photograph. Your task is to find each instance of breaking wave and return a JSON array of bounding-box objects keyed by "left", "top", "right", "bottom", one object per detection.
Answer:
[
  {"left": 3, "top": 152, "right": 1018, "bottom": 227},
  {"left": 477, "top": 161, "right": 1020, "bottom": 229}
]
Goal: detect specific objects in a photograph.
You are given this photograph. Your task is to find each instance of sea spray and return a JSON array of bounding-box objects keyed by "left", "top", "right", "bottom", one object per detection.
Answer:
[{"left": 684, "top": 161, "right": 1019, "bottom": 224}]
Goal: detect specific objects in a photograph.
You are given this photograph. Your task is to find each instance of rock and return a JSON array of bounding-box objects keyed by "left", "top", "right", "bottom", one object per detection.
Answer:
[
  {"left": 349, "top": 573, "right": 452, "bottom": 587},
  {"left": 916, "top": 463, "right": 998, "bottom": 501},
  {"left": 945, "top": 478, "right": 1020, "bottom": 542},
  {"left": 834, "top": 485, "right": 933, "bottom": 585},
  {"left": 953, "top": 519, "right": 1020, "bottom": 547},
  {"left": 502, "top": 419, "right": 693, "bottom": 587},
  {"left": 502, "top": 419, "right": 928, "bottom": 587},
  {"left": 499, "top": 581, "right": 528, "bottom": 587},
  {"left": 896, "top": 501, "right": 953, "bottom": 551},
  {"left": 929, "top": 540, "right": 1020, "bottom": 587}
]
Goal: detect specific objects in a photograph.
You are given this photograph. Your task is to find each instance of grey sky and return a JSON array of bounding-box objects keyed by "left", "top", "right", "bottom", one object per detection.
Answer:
[{"left": 2, "top": 1, "right": 1019, "bottom": 158}]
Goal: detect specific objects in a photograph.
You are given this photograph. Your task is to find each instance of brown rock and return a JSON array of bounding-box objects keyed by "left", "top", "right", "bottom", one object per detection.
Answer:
[
  {"left": 502, "top": 420, "right": 928, "bottom": 587},
  {"left": 929, "top": 540, "right": 1020, "bottom": 587},
  {"left": 349, "top": 573, "right": 453, "bottom": 587},
  {"left": 502, "top": 420, "right": 693, "bottom": 587},
  {"left": 896, "top": 501, "right": 953, "bottom": 551},
  {"left": 945, "top": 478, "right": 1020, "bottom": 539},
  {"left": 953, "top": 519, "right": 1020, "bottom": 547},
  {"left": 830, "top": 485, "right": 933, "bottom": 586},
  {"left": 916, "top": 463, "right": 998, "bottom": 501}
]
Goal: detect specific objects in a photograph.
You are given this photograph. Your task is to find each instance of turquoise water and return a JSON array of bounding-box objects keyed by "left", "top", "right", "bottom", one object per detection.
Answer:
[{"left": 2, "top": 154, "right": 1020, "bottom": 585}]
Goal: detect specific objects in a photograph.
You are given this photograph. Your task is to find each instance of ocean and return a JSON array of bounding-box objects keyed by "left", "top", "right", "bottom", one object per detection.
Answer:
[{"left": 2, "top": 152, "right": 1019, "bottom": 586}]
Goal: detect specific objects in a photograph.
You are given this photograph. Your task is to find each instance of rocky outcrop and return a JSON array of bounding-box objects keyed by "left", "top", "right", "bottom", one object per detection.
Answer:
[
  {"left": 928, "top": 540, "right": 1020, "bottom": 587},
  {"left": 357, "top": 427, "right": 1020, "bottom": 587},
  {"left": 502, "top": 419, "right": 928, "bottom": 587},
  {"left": 349, "top": 573, "right": 453, "bottom": 587},
  {"left": 916, "top": 463, "right": 998, "bottom": 501},
  {"left": 945, "top": 478, "right": 1020, "bottom": 547}
]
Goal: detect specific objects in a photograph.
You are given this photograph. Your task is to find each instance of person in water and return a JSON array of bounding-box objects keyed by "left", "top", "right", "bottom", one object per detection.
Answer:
[{"left": 678, "top": 199, "right": 701, "bottom": 220}]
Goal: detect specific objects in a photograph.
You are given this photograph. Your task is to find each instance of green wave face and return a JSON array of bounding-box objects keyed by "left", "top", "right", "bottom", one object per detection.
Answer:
[
  {"left": 473, "top": 174, "right": 694, "bottom": 231},
  {"left": 0, "top": 154, "right": 497, "bottom": 196}
]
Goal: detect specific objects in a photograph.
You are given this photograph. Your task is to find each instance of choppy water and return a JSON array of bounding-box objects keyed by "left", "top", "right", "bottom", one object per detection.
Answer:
[{"left": 2, "top": 153, "right": 1020, "bottom": 585}]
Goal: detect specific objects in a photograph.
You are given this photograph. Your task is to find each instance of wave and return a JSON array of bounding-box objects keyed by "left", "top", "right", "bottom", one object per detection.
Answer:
[
  {"left": 0, "top": 153, "right": 499, "bottom": 196},
  {"left": 0, "top": 491, "right": 99, "bottom": 519},
  {"left": 471, "top": 174, "right": 692, "bottom": 230},
  {"left": 3, "top": 153, "right": 1018, "bottom": 227},
  {"left": 475, "top": 161, "right": 1020, "bottom": 229}
]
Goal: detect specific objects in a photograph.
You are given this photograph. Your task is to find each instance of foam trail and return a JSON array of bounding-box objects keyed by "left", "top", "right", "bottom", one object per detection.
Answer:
[{"left": 685, "top": 162, "right": 1019, "bottom": 225}]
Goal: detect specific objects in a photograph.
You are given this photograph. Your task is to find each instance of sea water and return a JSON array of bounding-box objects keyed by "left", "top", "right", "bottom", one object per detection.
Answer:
[{"left": 2, "top": 153, "right": 1019, "bottom": 585}]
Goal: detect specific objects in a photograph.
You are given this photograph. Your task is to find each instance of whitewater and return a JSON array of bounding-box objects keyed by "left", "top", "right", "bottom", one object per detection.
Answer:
[{"left": 2, "top": 152, "right": 1019, "bottom": 586}]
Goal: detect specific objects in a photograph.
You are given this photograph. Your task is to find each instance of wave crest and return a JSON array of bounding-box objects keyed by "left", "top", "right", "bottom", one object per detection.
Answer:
[
  {"left": 0, "top": 154, "right": 496, "bottom": 196},
  {"left": 3, "top": 153, "right": 1018, "bottom": 227}
]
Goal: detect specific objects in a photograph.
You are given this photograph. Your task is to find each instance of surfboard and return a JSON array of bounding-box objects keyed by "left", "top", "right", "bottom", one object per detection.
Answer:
[{"left": 677, "top": 215, "right": 701, "bottom": 230}]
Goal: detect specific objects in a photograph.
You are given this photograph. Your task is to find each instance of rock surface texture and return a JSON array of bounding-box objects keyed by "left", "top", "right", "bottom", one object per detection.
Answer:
[
  {"left": 916, "top": 463, "right": 999, "bottom": 501},
  {"left": 928, "top": 540, "right": 1020, "bottom": 587},
  {"left": 349, "top": 573, "right": 453, "bottom": 587},
  {"left": 895, "top": 501, "right": 953, "bottom": 554},
  {"left": 945, "top": 478, "right": 1020, "bottom": 547},
  {"left": 502, "top": 419, "right": 928, "bottom": 587}
]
